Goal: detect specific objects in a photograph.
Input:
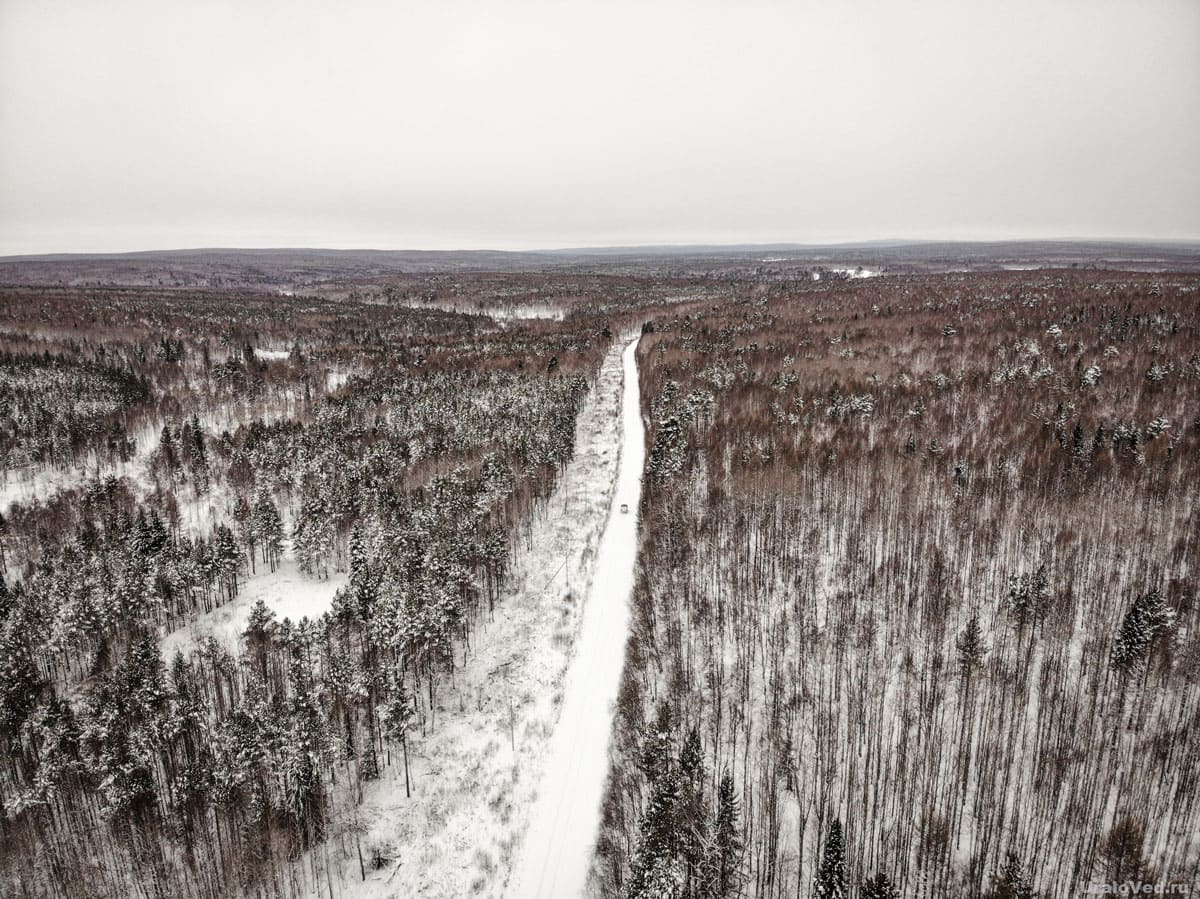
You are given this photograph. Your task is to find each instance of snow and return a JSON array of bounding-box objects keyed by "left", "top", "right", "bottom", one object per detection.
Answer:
[
  {"left": 0, "top": 465, "right": 102, "bottom": 513},
  {"left": 309, "top": 336, "right": 633, "bottom": 899},
  {"left": 486, "top": 305, "right": 566, "bottom": 321},
  {"left": 0, "top": 396, "right": 313, "bottom": 518},
  {"left": 830, "top": 266, "right": 882, "bottom": 279},
  {"left": 506, "top": 336, "right": 644, "bottom": 899},
  {"left": 160, "top": 549, "right": 348, "bottom": 658}
]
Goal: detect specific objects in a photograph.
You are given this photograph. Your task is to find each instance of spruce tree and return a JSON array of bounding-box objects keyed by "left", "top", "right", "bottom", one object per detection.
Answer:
[
  {"left": 1111, "top": 588, "right": 1175, "bottom": 673},
  {"left": 253, "top": 487, "right": 284, "bottom": 572},
  {"left": 188, "top": 414, "right": 209, "bottom": 494},
  {"left": 1096, "top": 816, "right": 1147, "bottom": 882},
  {"left": 214, "top": 524, "right": 240, "bottom": 599},
  {"left": 293, "top": 490, "right": 333, "bottom": 579},
  {"left": 861, "top": 872, "right": 900, "bottom": 899},
  {"left": 956, "top": 615, "right": 986, "bottom": 679},
  {"left": 1006, "top": 564, "right": 1050, "bottom": 630},
  {"left": 244, "top": 598, "right": 276, "bottom": 679},
  {"left": 348, "top": 526, "right": 377, "bottom": 620},
  {"left": 676, "top": 727, "right": 706, "bottom": 891},
  {"left": 382, "top": 670, "right": 414, "bottom": 797},
  {"left": 1070, "top": 422, "right": 1086, "bottom": 459},
  {"left": 713, "top": 770, "right": 744, "bottom": 899},
  {"left": 627, "top": 767, "right": 682, "bottom": 899},
  {"left": 157, "top": 423, "right": 180, "bottom": 479},
  {"left": 989, "top": 852, "right": 1035, "bottom": 899},
  {"left": 234, "top": 494, "right": 257, "bottom": 572},
  {"left": 813, "top": 819, "right": 847, "bottom": 899},
  {"left": 628, "top": 856, "right": 683, "bottom": 899}
]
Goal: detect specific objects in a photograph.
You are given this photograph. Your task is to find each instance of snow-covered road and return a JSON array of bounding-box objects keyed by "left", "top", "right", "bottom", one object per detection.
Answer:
[{"left": 506, "top": 337, "right": 644, "bottom": 899}]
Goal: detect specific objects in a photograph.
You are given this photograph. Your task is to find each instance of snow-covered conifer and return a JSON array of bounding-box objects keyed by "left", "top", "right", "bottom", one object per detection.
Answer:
[
  {"left": 1111, "top": 588, "right": 1175, "bottom": 673},
  {"left": 861, "top": 872, "right": 900, "bottom": 899},
  {"left": 813, "top": 819, "right": 847, "bottom": 899}
]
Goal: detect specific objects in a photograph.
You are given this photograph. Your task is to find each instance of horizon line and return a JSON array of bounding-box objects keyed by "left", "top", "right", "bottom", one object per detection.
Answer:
[{"left": 4, "top": 235, "right": 1200, "bottom": 262}]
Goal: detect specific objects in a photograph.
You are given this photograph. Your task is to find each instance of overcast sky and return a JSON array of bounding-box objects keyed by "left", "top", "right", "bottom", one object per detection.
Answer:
[{"left": 2, "top": 0, "right": 1198, "bottom": 255}]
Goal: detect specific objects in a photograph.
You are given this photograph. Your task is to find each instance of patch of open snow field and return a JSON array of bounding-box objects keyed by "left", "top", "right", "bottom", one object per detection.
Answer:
[{"left": 160, "top": 548, "right": 348, "bottom": 659}]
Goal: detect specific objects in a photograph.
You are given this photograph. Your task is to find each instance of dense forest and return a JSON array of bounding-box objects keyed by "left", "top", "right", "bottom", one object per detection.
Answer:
[
  {"left": 1, "top": 266, "right": 1196, "bottom": 899},
  {"left": 594, "top": 270, "right": 1199, "bottom": 898},
  {"left": 0, "top": 279, "right": 649, "bottom": 897}
]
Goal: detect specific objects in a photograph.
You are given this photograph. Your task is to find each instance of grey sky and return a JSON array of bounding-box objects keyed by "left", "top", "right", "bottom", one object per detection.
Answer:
[{"left": 2, "top": 0, "right": 1198, "bottom": 254}]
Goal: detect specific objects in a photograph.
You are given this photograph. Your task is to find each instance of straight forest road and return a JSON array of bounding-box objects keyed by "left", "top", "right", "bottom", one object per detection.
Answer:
[{"left": 506, "top": 336, "right": 644, "bottom": 899}]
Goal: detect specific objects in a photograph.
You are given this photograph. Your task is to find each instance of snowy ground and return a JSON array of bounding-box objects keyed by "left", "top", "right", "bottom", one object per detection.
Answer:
[
  {"left": 506, "top": 338, "right": 643, "bottom": 899},
  {"left": 312, "top": 337, "right": 636, "bottom": 899},
  {"left": 830, "top": 266, "right": 882, "bottom": 278},
  {"left": 0, "top": 436, "right": 157, "bottom": 513},
  {"left": 0, "top": 394, "right": 311, "bottom": 518},
  {"left": 486, "top": 304, "right": 566, "bottom": 322},
  {"left": 160, "top": 548, "right": 348, "bottom": 659}
]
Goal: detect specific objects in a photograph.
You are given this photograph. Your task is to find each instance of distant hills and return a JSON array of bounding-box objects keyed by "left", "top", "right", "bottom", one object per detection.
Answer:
[{"left": 1, "top": 240, "right": 1197, "bottom": 288}]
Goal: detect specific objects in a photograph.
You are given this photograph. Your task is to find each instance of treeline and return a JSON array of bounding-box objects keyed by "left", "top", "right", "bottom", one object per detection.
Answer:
[
  {"left": 0, "top": 279, "right": 651, "bottom": 484},
  {"left": 595, "top": 271, "right": 1199, "bottom": 898},
  {"left": 0, "top": 350, "right": 149, "bottom": 471}
]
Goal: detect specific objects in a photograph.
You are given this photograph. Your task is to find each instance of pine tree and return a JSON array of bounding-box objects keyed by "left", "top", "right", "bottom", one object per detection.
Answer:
[
  {"left": 214, "top": 524, "right": 241, "bottom": 600},
  {"left": 861, "top": 872, "right": 900, "bottom": 899},
  {"left": 0, "top": 628, "right": 44, "bottom": 741},
  {"left": 188, "top": 414, "right": 209, "bottom": 494},
  {"left": 956, "top": 615, "right": 986, "bottom": 679},
  {"left": 712, "top": 770, "right": 744, "bottom": 899},
  {"left": 382, "top": 670, "right": 414, "bottom": 797},
  {"left": 1111, "top": 588, "right": 1175, "bottom": 673},
  {"left": 628, "top": 767, "right": 683, "bottom": 899},
  {"left": 157, "top": 423, "right": 180, "bottom": 481},
  {"left": 284, "top": 681, "right": 329, "bottom": 844},
  {"left": 1070, "top": 422, "right": 1086, "bottom": 460},
  {"left": 988, "top": 852, "right": 1035, "bottom": 899},
  {"left": 347, "top": 525, "right": 377, "bottom": 620},
  {"left": 234, "top": 494, "right": 257, "bottom": 572},
  {"left": 1096, "top": 816, "right": 1147, "bottom": 883},
  {"left": 244, "top": 598, "right": 276, "bottom": 680},
  {"left": 147, "top": 509, "right": 168, "bottom": 552},
  {"left": 676, "top": 727, "right": 707, "bottom": 891},
  {"left": 1006, "top": 564, "right": 1051, "bottom": 630},
  {"left": 253, "top": 487, "right": 284, "bottom": 572},
  {"left": 293, "top": 490, "right": 333, "bottom": 579},
  {"left": 629, "top": 855, "right": 683, "bottom": 899},
  {"left": 813, "top": 819, "right": 847, "bottom": 899}
]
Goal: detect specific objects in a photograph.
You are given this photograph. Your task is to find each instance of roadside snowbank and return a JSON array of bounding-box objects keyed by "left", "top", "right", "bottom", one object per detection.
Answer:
[
  {"left": 506, "top": 337, "right": 643, "bottom": 899},
  {"left": 322, "top": 338, "right": 631, "bottom": 899}
]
